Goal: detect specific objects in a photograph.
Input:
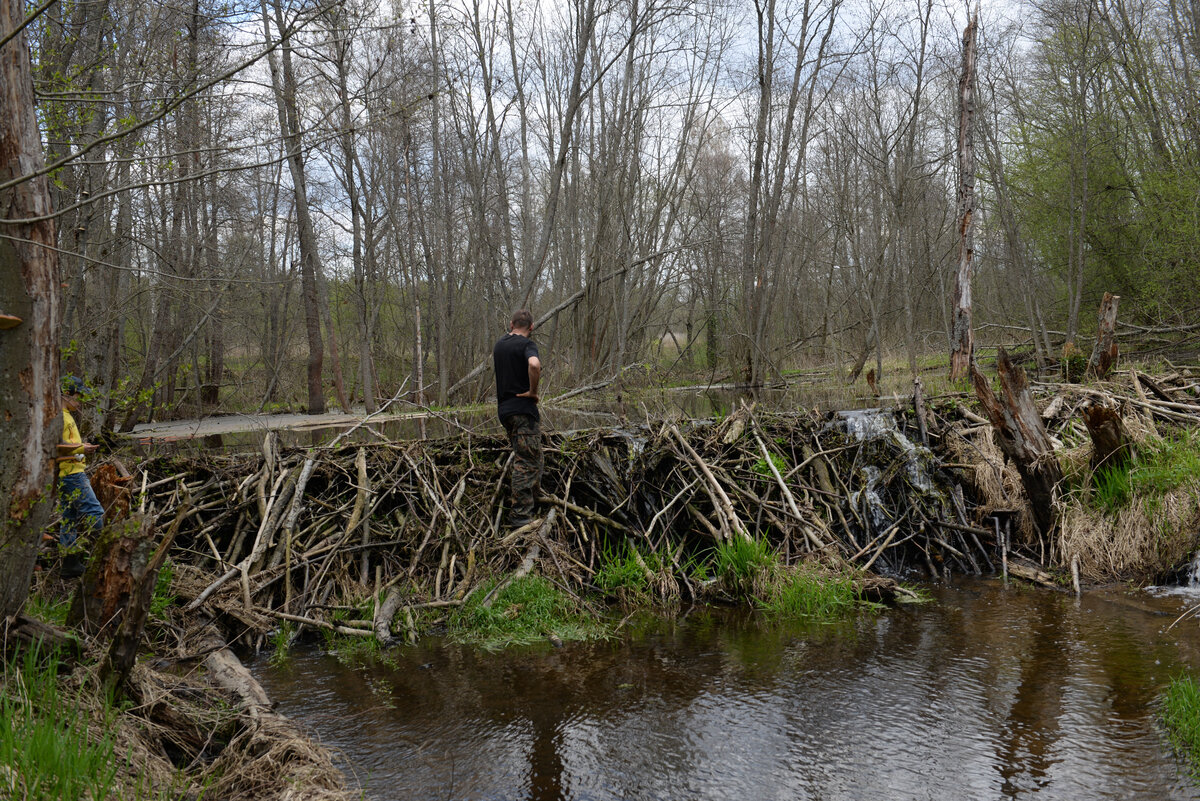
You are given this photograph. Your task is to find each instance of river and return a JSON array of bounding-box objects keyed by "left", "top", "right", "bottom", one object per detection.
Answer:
[{"left": 252, "top": 577, "right": 1200, "bottom": 800}]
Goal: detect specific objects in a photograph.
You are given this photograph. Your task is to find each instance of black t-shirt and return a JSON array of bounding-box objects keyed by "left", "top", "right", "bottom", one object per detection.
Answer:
[{"left": 493, "top": 333, "right": 540, "bottom": 421}]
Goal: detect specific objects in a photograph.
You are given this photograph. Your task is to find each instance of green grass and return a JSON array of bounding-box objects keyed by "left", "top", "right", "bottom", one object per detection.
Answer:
[
  {"left": 150, "top": 561, "right": 176, "bottom": 622},
  {"left": 760, "top": 567, "right": 861, "bottom": 618},
  {"left": 23, "top": 593, "right": 71, "bottom": 628},
  {"left": 594, "top": 542, "right": 650, "bottom": 597},
  {"left": 0, "top": 646, "right": 125, "bottom": 801},
  {"left": 1162, "top": 673, "right": 1200, "bottom": 774},
  {"left": 450, "top": 575, "right": 608, "bottom": 650},
  {"left": 1085, "top": 431, "right": 1200, "bottom": 513},
  {"left": 1092, "top": 464, "right": 1133, "bottom": 513},
  {"left": 713, "top": 537, "right": 777, "bottom": 597}
]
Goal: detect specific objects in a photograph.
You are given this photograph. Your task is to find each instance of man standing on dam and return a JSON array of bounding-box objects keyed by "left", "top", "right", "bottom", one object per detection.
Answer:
[{"left": 493, "top": 309, "right": 543, "bottom": 528}]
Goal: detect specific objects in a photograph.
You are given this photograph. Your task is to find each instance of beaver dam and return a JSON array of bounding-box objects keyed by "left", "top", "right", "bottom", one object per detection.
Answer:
[{"left": 122, "top": 362, "right": 1200, "bottom": 649}]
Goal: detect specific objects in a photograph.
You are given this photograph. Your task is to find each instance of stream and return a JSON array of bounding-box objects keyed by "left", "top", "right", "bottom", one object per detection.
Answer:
[{"left": 253, "top": 578, "right": 1200, "bottom": 800}]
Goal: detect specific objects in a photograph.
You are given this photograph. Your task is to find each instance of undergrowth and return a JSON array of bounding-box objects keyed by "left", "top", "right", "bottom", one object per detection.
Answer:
[
  {"left": 1080, "top": 430, "right": 1200, "bottom": 514},
  {"left": 760, "top": 566, "right": 862, "bottom": 618},
  {"left": 713, "top": 536, "right": 776, "bottom": 597},
  {"left": 0, "top": 645, "right": 158, "bottom": 801}
]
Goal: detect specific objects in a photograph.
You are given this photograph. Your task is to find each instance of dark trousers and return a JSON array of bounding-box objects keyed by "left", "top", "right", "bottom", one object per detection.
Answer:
[{"left": 502, "top": 414, "right": 543, "bottom": 520}]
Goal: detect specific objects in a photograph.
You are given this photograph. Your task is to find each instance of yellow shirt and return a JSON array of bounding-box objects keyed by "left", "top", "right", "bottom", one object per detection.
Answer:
[{"left": 60, "top": 410, "right": 86, "bottom": 478}]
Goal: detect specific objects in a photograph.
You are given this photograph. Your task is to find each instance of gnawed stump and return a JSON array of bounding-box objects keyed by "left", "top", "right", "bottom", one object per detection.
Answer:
[
  {"left": 1081, "top": 402, "right": 1133, "bottom": 472},
  {"left": 67, "top": 514, "right": 157, "bottom": 636},
  {"left": 92, "top": 460, "right": 133, "bottom": 524},
  {"left": 970, "top": 347, "right": 1063, "bottom": 538}
]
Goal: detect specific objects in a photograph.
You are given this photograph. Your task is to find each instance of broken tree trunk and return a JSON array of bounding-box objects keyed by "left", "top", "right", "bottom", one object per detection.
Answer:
[
  {"left": 949, "top": 11, "right": 979, "bottom": 382},
  {"left": 1087, "top": 292, "right": 1120, "bottom": 379},
  {"left": 1081, "top": 401, "right": 1133, "bottom": 472},
  {"left": 67, "top": 514, "right": 158, "bottom": 635},
  {"left": 970, "top": 347, "right": 1062, "bottom": 538}
]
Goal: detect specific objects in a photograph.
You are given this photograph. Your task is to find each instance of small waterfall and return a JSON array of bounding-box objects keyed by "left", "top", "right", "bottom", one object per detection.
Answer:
[
  {"left": 834, "top": 409, "right": 936, "bottom": 493},
  {"left": 1186, "top": 550, "right": 1200, "bottom": 587}
]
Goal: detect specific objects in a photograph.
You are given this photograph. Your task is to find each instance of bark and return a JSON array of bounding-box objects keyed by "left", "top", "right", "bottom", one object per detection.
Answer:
[
  {"left": 949, "top": 12, "right": 978, "bottom": 382},
  {"left": 970, "top": 348, "right": 1062, "bottom": 538},
  {"left": 0, "top": 0, "right": 61, "bottom": 620},
  {"left": 1087, "top": 292, "right": 1119, "bottom": 379}
]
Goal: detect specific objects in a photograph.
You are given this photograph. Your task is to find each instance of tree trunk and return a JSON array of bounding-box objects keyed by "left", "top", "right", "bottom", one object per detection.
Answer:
[
  {"left": 949, "top": 12, "right": 978, "bottom": 382},
  {"left": 1087, "top": 292, "right": 1119, "bottom": 379},
  {"left": 0, "top": 0, "right": 61, "bottom": 619},
  {"left": 970, "top": 348, "right": 1062, "bottom": 538},
  {"left": 262, "top": 0, "right": 325, "bottom": 414}
]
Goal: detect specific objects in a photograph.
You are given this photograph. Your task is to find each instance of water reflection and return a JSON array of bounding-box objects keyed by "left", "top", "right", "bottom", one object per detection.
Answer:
[{"left": 253, "top": 579, "right": 1200, "bottom": 800}]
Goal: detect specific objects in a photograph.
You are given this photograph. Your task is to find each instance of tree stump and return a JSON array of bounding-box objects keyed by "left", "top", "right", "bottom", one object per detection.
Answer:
[
  {"left": 1087, "top": 292, "right": 1120, "bottom": 379},
  {"left": 970, "top": 347, "right": 1063, "bottom": 538},
  {"left": 67, "top": 514, "right": 157, "bottom": 636}
]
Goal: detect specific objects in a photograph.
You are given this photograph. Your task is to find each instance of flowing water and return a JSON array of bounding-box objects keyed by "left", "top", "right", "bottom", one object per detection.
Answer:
[{"left": 253, "top": 578, "right": 1200, "bottom": 801}]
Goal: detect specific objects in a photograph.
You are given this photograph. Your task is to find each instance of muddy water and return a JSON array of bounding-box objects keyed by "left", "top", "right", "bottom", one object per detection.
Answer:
[{"left": 253, "top": 579, "right": 1200, "bottom": 800}]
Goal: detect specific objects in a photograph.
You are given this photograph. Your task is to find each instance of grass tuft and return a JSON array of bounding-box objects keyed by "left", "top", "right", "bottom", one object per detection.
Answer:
[
  {"left": 594, "top": 542, "right": 650, "bottom": 597},
  {"left": 761, "top": 566, "right": 861, "bottom": 618},
  {"left": 1162, "top": 673, "right": 1200, "bottom": 775},
  {"left": 713, "top": 536, "right": 776, "bottom": 597}
]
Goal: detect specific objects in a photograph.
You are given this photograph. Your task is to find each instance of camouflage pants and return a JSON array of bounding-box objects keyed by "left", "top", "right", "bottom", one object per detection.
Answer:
[{"left": 502, "top": 414, "right": 543, "bottom": 520}]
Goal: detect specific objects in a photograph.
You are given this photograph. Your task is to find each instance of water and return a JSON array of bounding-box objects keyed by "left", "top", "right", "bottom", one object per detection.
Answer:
[{"left": 253, "top": 579, "right": 1200, "bottom": 800}]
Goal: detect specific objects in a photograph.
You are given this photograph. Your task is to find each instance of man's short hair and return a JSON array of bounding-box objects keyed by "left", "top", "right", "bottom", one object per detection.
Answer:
[
  {"left": 511, "top": 310, "right": 533, "bottom": 330},
  {"left": 62, "top": 375, "right": 86, "bottom": 396}
]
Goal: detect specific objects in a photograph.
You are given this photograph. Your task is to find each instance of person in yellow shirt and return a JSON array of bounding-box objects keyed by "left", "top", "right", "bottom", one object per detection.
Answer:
[{"left": 56, "top": 375, "right": 103, "bottom": 577}]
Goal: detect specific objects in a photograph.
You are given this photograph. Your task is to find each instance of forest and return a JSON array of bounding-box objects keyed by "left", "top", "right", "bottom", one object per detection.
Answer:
[{"left": 5, "top": 0, "right": 1196, "bottom": 430}]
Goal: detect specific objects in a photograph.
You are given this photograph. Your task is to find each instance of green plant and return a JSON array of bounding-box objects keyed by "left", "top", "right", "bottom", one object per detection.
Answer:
[
  {"left": 714, "top": 536, "right": 777, "bottom": 597},
  {"left": 594, "top": 542, "right": 649, "bottom": 596},
  {"left": 1162, "top": 673, "right": 1200, "bottom": 775},
  {"left": 450, "top": 575, "right": 607, "bottom": 650},
  {"left": 0, "top": 646, "right": 122, "bottom": 801},
  {"left": 1092, "top": 464, "right": 1132, "bottom": 513},
  {"left": 23, "top": 593, "right": 71, "bottom": 627},
  {"left": 753, "top": 451, "right": 787, "bottom": 477},
  {"left": 269, "top": 624, "right": 294, "bottom": 667},
  {"left": 150, "top": 561, "right": 176, "bottom": 622}
]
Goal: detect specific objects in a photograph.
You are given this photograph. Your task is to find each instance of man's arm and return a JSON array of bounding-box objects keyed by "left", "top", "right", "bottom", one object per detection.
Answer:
[{"left": 518, "top": 356, "right": 541, "bottom": 401}]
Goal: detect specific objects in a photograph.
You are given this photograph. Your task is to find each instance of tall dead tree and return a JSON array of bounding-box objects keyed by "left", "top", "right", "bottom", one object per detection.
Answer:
[
  {"left": 949, "top": 10, "right": 978, "bottom": 382},
  {"left": 0, "top": 0, "right": 61, "bottom": 618}
]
